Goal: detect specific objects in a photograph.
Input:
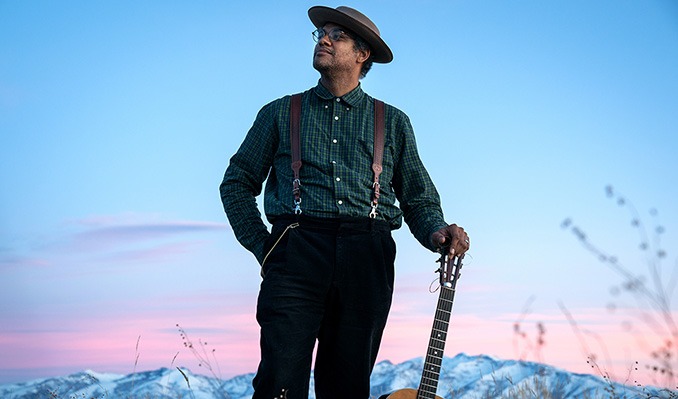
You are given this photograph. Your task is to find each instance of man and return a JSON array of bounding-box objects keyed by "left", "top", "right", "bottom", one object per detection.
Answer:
[{"left": 220, "top": 5, "right": 470, "bottom": 399}]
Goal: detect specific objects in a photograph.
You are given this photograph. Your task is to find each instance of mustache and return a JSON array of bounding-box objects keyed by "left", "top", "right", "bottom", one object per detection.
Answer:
[{"left": 314, "top": 47, "right": 334, "bottom": 56}]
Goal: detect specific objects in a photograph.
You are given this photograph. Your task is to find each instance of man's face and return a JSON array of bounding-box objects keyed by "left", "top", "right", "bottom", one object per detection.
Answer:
[{"left": 312, "top": 23, "right": 365, "bottom": 76}]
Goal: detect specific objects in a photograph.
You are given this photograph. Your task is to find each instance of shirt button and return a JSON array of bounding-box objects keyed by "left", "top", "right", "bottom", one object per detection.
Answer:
[
  {"left": 336, "top": 177, "right": 341, "bottom": 182},
  {"left": 334, "top": 116, "right": 339, "bottom": 121},
  {"left": 331, "top": 160, "right": 336, "bottom": 164},
  {"left": 324, "top": 105, "right": 329, "bottom": 109},
  {"left": 332, "top": 139, "right": 338, "bottom": 144},
  {"left": 336, "top": 98, "right": 341, "bottom": 102},
  {"left": 337, "top": 200, "right": 343, "bottom": 205}
]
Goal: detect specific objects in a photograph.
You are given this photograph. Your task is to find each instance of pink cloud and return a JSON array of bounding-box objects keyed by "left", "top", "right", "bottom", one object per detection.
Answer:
[
  {"left": 0, "top": 254, "right": 51, "bottom": 269},
  {"left": 1, "top": 214, "right": 230, "bottom": 271},
  {"left": 0, "top": 309, "right": 261, "bottom": 381},
  {"left": 66, "top": 219, "right": 229, "bottom": 252}
]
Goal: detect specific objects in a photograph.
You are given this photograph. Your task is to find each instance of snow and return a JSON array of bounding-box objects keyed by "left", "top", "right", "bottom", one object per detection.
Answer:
[{"left": 0, "top": 353, "right": 674, "bottom": 399}]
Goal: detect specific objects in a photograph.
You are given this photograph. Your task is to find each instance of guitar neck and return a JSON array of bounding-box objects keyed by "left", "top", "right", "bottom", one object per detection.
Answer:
[{"left": 417, "top": 285, "right": 455, "bottom": 399}]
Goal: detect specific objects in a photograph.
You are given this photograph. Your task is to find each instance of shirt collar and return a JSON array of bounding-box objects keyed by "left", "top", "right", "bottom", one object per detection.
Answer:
[{"left": 313, "top": 80, "right": 366, "bottom": 107}]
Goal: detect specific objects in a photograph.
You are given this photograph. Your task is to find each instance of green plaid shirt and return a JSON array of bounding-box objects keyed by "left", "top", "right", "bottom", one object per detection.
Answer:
[{"left": 220, "top": 82, "right": 447, "bottom": 264}]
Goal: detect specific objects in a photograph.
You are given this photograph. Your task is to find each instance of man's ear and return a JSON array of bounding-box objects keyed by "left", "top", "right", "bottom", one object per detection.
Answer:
[{"left": 356, "top": 48, "right": 371, "bottom": 63}]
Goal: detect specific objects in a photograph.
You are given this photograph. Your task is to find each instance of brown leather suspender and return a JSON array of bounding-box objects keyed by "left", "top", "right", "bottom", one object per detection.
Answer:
[
  {"left": 289, "top": 94, "right": 385, "bottom": 218},
  {"left": 290, "top": 94, "right": 303, "bottom": 214},
  {"left": 370, "top": 99, "right": 385, "bottom": 218}
]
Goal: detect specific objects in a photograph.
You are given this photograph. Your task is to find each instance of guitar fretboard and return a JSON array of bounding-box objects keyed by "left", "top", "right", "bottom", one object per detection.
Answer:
[{"left": 417, "top": 285, "right": 455, "bottom": 399}]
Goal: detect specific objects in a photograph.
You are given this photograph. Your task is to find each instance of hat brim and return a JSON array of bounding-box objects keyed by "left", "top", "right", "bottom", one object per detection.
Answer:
[{"left": 308, "top": 6, "right": 393, "bottom": 64}]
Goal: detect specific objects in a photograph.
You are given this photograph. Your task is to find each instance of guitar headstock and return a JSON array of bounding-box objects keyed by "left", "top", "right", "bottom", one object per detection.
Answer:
[{"left": 437, "top": 249, "right": 464, "bottom": 289}]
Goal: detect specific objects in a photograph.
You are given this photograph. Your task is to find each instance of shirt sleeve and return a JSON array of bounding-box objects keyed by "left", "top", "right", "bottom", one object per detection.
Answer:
[
  {"left": 219, "top": 100, "right": 280, "bottom": 264},
  {"left": 391, "top": 111, "right": 448, "bottom": 252}
]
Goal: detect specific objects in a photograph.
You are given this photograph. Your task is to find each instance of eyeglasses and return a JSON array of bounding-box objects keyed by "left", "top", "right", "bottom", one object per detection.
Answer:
[{"left": 312, "top": 28, "right": 352, "bottom": 43}]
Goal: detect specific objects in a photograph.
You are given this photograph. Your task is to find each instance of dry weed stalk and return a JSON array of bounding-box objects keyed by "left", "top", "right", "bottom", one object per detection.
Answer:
[{"left": 562, "top": 185, "right": 678, "bottom": 389}]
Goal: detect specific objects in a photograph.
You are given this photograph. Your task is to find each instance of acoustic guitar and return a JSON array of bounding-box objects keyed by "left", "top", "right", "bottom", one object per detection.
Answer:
[{"left": 379, "top": 252, "right": 465, "bottom": 399}]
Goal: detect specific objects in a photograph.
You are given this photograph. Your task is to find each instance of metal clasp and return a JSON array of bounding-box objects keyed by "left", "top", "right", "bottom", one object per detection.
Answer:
[
  {"left": 369, "top": 181, "right": 380, "bottom": 218},
  {"left": 292, "top": 179, "right": 302, "bottom": 214},
  {"left": 369, "top": 202, "right": 378, "bottom": 219}
]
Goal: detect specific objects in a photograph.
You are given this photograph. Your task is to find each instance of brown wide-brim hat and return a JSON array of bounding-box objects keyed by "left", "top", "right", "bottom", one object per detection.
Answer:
[{"left": 308, "top": 5, "right": 393, "bottom": 63}]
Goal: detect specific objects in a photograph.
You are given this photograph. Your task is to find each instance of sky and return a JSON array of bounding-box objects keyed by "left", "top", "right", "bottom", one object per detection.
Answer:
[{"left": 1, "top": 0, "right": 678, "bottom": 389}]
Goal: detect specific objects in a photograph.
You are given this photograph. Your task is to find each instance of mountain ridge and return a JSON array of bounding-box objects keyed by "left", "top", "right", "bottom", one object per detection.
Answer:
[{"left": 1, "top": 353, "right": 674, "bottom": 399}]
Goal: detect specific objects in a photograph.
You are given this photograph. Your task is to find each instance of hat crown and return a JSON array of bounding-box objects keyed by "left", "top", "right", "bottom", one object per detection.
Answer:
[{"left": 334, "top": 6, "right": 380, "bottom": 36}]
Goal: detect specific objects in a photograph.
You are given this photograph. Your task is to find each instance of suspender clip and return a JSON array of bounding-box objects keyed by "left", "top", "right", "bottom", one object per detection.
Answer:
[{"left": 369, "top": 203, "right": 378, "bottom": 219}]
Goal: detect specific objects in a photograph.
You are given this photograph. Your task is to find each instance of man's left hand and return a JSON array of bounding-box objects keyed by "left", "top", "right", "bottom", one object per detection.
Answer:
[{"left": 431, "top": 224, "right": 470, "bottom": 257}]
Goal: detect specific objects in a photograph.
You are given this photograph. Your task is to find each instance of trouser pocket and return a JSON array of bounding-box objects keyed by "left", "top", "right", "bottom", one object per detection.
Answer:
[{"left": 260, "top": 222, "right": 298, "bottom": 277}]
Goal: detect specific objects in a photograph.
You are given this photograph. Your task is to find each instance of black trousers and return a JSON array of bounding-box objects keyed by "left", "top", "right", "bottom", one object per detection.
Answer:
[{"left": 252, "top": 216, "right": 396, "bottom": 399}]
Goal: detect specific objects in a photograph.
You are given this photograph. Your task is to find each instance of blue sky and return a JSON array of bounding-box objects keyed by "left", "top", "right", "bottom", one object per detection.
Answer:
[{"left": 1, "top": 0, "right": 677, "bottom": 387}]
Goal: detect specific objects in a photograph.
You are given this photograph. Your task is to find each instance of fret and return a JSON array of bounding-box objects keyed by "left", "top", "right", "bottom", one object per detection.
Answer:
[
  {"left": 424, "top": 352, "right": 443, "bottom": 362},
  {"left": 430, "top": 334, "right": 447, "bottom": 343},
  {"left": 422, "top": 367, "right": 441, "bottom": 376},
  {"left": 422, "top": 371, "right": 441, "bottom": 379},
  {"left": 432, "top": 320, "right": 448, "bottom": 328},
  {"left": 423, "top": 361, "right": 442, "bottom": 371},
  {"left": 423, "top": 361, "right": 441, "bottom": 371},
  {"left": 423, "top": 365, "right": 441, "bottom": 375},
  {"left": 424, "top": 357, "right": 443, "bottom": 370},
  {"left": 438, "top": 294, "right": 454, "bottom": 302},
  {"left": 419, "top": 379, "right": 438, "bottom": 389},
  {"left": 437, "top": 300, "right": 454, "bottom": 309},
  {"left": 416, "top": 390, "right": 433, "bottom": 399},
  {"left": 437, "top": 299, "right": 453, "bottom": 308},
  {"left": 430, "top": 329, "right": 447, "bottom": 339},
  {"left": 421, "top": 375, "right": 439, "bottom": 386},
  {"left": 416, "top": 389, "right": 436, "bottom": 399},
  {"left": 419, "top": 379, "right": 439, "bottom": 394},
  {"left": 430, "top": 335, "right": 447, "bottom": 343},
  {"left": 423, "top": 364, "right": 441, "bottom": 372},
  {"left": 428, "top": 339, "right": 445, "bottom": 350},
  {"left": 431, "top": 325, "right": 449, "bottom": 334},
  {"left": 425, "top": 352, "right": 443, "bottom": 361}
]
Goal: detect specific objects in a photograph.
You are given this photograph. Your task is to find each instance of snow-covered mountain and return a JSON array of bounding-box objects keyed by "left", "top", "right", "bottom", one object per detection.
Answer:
[{"left": 1, "top": 353, "right": 673, "bottom": 399}]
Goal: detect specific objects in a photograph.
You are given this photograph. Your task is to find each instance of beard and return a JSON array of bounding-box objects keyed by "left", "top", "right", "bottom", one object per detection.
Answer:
[
  {"left": 312, "top": 53, "right": 332, "bottom": 75},
  {"left": 313, "top": 53, "right": 353, "bottom": 79}
]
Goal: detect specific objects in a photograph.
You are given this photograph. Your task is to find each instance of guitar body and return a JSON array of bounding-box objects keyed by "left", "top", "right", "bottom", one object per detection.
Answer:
[{"left": 378, "top": 388, "right": 443, "bottom": 399}]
